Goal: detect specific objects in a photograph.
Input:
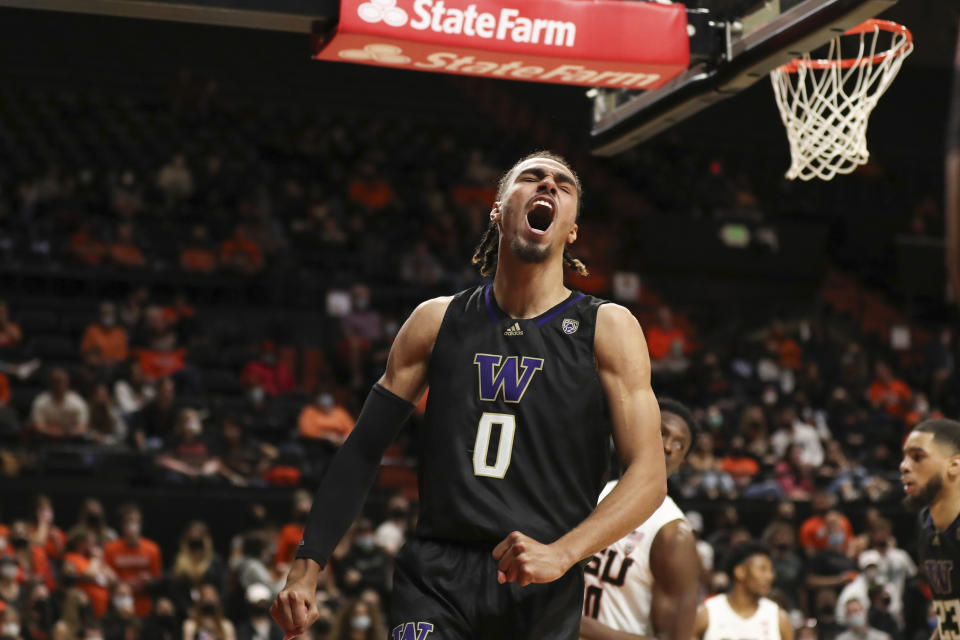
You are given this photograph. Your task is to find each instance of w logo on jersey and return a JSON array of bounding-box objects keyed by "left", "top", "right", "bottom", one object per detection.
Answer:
[
  {"left": 474, "top": 354, "right": 544, "bottom": 403},
  {"left": 391, "top": 622, "right": 434, "bottom": 640},
  {"left": 927, "top": 559, "right": 954, "bottom": 595}
]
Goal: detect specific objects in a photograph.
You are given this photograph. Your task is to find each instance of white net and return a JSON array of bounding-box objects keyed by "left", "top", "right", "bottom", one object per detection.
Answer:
[{"left": 770, "top": 20, "right": 913, "bottom": 181}]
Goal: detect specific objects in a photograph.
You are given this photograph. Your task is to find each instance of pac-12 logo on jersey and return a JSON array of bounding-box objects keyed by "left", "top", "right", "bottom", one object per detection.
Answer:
[
  {"left": 391, "top": 622, "right": 434, "bottom": 640},
  {"left": 562, "top": 318, "right": 579, "bottom": 334},
  {"left": 474, "top": 354, "right": 544, "bottom": 403}
]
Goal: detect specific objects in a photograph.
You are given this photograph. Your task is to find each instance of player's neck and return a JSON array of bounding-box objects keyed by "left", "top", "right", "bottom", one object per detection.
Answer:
[
  {"left": 930, "top": 485, "right": 960, "bottom": 531},
  {"left": 492, "top": 253, "right": 569, "bottom": 319},
  {"left": 726, "top": 586, "right": 760, "bottom": 616}
]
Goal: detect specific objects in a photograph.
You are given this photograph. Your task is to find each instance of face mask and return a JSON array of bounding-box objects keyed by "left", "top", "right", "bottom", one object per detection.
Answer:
[
  {"left": 763, "top": 389, "right": 778, "bottom": 406},
  {"left": 350, "top": 615, "right": 372, "bottom": 631},
  {"left": 86, "top": 513, "right": 103, "bottom": 528},
  {"left": 847, "top": 613, "right": 867, "bottom": 628},
  {"left": 156, "top": 614, "right": 178, "bottom": 629},
  {"left": 248, "top": 387, "right": 265, "bottom": 404},
  {"left": 113, "top": 596, "right": 134, "bottom": 611},
  {"left": 1, "top": 623, "right": 19, "bottom": 636},
  {"left": 293, "top": 511, "right": 309, "bottom": 524},
  {"left": 314, "top": 619, "right": 332, "bottom": 634},
  {"left": 388, "top": 509, "right": 408, "bottom": 520},
  {"left": 0, "top": 564, "right": 18, "bottom": 580},
  {"left": 187, "top": 538, "right": 205, "bottom": 552},
  {"left": 101, "top": 315, "right": 116, "bottom": 327},
  {"left": 317, "top": 394, "right": 334, "bottom": 408},
  {"left": 124, "top": 522, "right": 141, "bottom": 538},
  {"left": 828, "top": 532, "right": 846, "bottom": 547},
  {"left": 10, "top": 537, "right": 28, "bottom": 550},
  {"left": 199, "top": 602, "right": 217, "bottom": 616},
  {"left": 707, "top": 411, "right": 722, "bottom": 428},
  {"left": 355, "top": 535, "right": 376, "bottom": 551}
]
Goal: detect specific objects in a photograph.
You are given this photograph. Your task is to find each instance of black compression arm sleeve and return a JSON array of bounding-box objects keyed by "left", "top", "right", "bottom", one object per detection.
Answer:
[{"left": 296, "top": 383, "right": 415, "bottom": 567}]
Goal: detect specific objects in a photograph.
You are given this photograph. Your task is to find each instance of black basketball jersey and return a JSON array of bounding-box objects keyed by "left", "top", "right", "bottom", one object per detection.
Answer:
[
  {"left": 416, "top": 284, "right": 613, "bottom": 545},
  {"left": 917, "top": 508, "right": 960, "bottom": 639}
]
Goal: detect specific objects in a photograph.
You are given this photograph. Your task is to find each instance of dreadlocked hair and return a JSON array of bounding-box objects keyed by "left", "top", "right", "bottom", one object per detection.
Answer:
[
  {"left": 471, "top": 151, "right": 589, "bottom": 277},
  {"left": 471, "top": 220, "right": 588, "bottom": 277}
]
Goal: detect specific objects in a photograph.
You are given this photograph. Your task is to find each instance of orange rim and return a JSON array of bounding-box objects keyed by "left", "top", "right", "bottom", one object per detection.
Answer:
[{"left": 778, "top": 19, "right": 913, "bottom": 73}]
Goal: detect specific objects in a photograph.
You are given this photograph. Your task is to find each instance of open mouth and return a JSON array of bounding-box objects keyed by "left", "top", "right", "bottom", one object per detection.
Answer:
[{"left": 525, "top": 196, "right": 556, "bottom": 235}]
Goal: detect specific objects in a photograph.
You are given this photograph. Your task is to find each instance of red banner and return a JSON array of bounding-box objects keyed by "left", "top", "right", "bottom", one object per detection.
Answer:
[{"left": 313, "top": 0, "right": 690, "bottom": 90}]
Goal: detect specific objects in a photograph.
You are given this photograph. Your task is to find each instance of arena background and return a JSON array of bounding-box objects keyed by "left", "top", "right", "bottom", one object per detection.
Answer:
[{"left": 0, "top": 1, "right": 958, "bottom": 637}]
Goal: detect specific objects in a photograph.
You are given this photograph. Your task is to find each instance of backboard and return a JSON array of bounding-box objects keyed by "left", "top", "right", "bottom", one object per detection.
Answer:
[{"left": 590, "top": 0, "right": 901, "bottom": 156}]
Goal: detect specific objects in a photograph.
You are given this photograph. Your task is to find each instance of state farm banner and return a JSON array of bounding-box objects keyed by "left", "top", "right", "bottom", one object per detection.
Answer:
[{"left": 313, "top": 0, "right": 690, "bottom": 90}]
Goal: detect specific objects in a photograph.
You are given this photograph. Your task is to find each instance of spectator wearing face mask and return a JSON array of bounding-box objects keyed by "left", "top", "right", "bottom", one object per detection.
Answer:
[
  {"left": 21, "top": 582, "right": 56, "bottom": 640},
  {"left": 837, "top": 598, "right": 891, "bottom": 640},
  {"left": 235, "top": 584, "right": 282, "bottom": 640},
  {"left": 68, "top": 499, "right": 118, "bottom": 547},
  {"left": 374, "top": 495, "right": 410, "bottom": 557},
  {"left": 183, "top": 583, "right": 234, "bottom": 640},
  {"left": 241, "top": 343, "right": 295, "bottom": 398},
  {"left": 155, "top": 409, "right": 221, "bottom": 482},
  {"left": 140, "top": 597, "right": 179, "bottom": 640},
  {"left": 100, "top": 582, "right": 139, "bottom": 640},
  {"left": 30, "top": 368, "right": 89, "bottom": 441},
  {"left": 0, "top": 557, "right": 20, "bottom": 606},
  {"left": 103, "top": 504, "right": 162, "bottom": 617},
  {"left": 52, "top": 588, "right": 98, "bottom": 640},
  {"left": 168, "top": 522, "right": 226, "bottom": 616},
  {"left": 0, "top": 606, "right": 21, "bottom": 640},
  {"left": 329, "top": 599, "right": 385, "bottom": 640},
  {"left": 7, "top": 521, "right": 55, "bottom": 591},
  {"left": 805, "top": 513, "right": 858, "bottom": 602},
  {"left": 297, "top": 391, "right": 354, "bottom": 446},
  {"left": 273, "top": 491, "right": 311, "bottom": 572},
  {"left": 29, "top": 495, "right": 65, "bottom": 562},
  {"left": 333, "top": 520, "right": 390, "bottom": 601},
  {"left": 232, "top": 534, "right": 282, "bottom": 598}
]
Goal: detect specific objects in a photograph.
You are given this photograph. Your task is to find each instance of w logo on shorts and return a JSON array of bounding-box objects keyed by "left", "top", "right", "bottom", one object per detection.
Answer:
[{"left": 391, "top": 622, "right": 435, "bottom": 640}]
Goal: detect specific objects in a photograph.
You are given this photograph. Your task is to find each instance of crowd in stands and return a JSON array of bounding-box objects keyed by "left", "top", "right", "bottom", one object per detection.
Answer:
[{"left": 0, "top": 82, "right": 955, "bottom": 639}]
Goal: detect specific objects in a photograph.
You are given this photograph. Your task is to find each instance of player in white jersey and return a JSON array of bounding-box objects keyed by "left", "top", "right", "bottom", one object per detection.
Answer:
[
  {"left": 693, "top": 542, "right": 794, "bottom": 640},
  {"left": 580, "top": 398, "right": 701, "bottom": 640}
]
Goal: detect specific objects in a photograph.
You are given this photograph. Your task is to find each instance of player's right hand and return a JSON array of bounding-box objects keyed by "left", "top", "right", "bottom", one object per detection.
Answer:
[{"left": 270, "top": 584, "right": 319, "bottom": 640}]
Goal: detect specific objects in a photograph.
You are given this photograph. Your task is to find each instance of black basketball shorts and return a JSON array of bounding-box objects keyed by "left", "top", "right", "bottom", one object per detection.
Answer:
[{"left": 388, "top": 537, "right": 584, "bottom": 640}]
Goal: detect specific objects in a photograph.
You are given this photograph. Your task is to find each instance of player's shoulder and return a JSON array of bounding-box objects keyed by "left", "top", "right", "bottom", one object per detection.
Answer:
[
  {"left": 596, "top": 302, "right": 638, "bottom": 331},
  {"left": 411, "top": 295, "right": 455, "bottom": 324}
]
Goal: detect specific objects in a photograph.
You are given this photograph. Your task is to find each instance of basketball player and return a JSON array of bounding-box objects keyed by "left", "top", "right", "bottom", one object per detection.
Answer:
[
  {"left": 900, "top": 418, "right": 960, "bottom": 640},
  {"left": 271, "top": 151, "right": 667, "bottom": 639},
  {"left": 692, "top": 542, "right": 794, "bottom": 640},
  {"left": 579, "top": 398, "right": 701, "bottom": 640}
]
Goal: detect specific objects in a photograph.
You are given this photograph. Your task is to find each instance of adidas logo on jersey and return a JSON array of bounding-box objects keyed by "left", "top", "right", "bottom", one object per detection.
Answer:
[{"left": 504, "top": 322, "right": 524, "bottom": 336}]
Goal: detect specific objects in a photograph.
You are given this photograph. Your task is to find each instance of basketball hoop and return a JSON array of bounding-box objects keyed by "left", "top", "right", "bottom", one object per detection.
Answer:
[{"left": 770, "top": 19, "right": 913, "bottom": 181}]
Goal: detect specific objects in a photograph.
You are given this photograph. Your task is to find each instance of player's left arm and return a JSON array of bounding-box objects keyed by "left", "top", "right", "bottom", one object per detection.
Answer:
[
  {"left": 649, "top": 520, "right": 702, "bottom": 640},
  {"left": 778, "top": 607, "right": 794, "bottom": 640},
  {"left": 493, "top": 304, "right": 666, "bottom": 586}
]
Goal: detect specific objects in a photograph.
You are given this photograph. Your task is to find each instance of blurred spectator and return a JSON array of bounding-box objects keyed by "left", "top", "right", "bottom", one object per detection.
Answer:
[
  {"left": 805, "top": 512, "right": 858, "bottom": 599},
  {"left": 157, "top": 155, "right": 194, "bottom": 204},
  {"left": 215, "top": 415, "right": 276, "bottom": 487},
  {"left": 341, "top": 285, "right": 382, "bottom": 343},
  {"left": 800, "top": 491, "right": 854, "bottom": 554},
  {"left": 0, "top": 606, "right": 20, "bottom": 639},
  {"left": 132, "top": 378, "right": 178, "bottom": 452},
  {"left": 333, "top": 520, "right": 389, "bottom": 600},
  {"left": 240, "top": 344, "right": 295, "bottom": 398},
  {"left": 68, "top": 499, "right": 118, "bottom": 547},
  {"left": 30, "top": 368, "right": 89, "bottom": 441},
  {"left": 836, "top": 597, "right": 890, "bottom": 640},
  {"left": 21, "top": 582, "right": 56, "bottom": 639},
  {"left": 836, "top": 552, "right": 890, "bottom": 629},
  {"left": 866, "top": 584, "right": 900, "bottom": 640},
  {"left": 103, "top": 504, "right": 162, "bottom": 617},
  {"left": 859, "top": 518, "right": 914, "bottom": 627},
  {"left": 0, "top": 556, "right": 20, "bottom": 606},
  {"left": 330, "top": 598, "right": 386, "bottom": 640},
  {"left": 81, "top": 303, "right": 129, "bottom": 369},
  {"left": 168, "top": 522, "right": 226, "bottom": 616},
  {"left": 100, "top": 581, "right": 139, "bottom": 640},
  {"left": 61, "top": 531, "right": 114, "bottom": 619},
  {"left": 179, "top": 225, "right": 219, "bottom": 273},
  {"left": 220, "top": 225, "right": 263, "bottom": 274},
  {"left": 774, "top": 443, "right": 814, "bottom": 501},
  {"left": 646, "top": 307, "right": 688, "bottom": 361},
  {"left": 398, "top": 241, "right": 444, "bottom": 287},
  {"left": 235, "top": 583, "right": 282, "bottom": 640},
  {"left": 765, "top": 521, "right": 804, "bottom": 610},
  {"left": 374, "top": 495, "right": 410, "bottom": 557},
  {"left": 347, "top": 163, "right": 395, "bottom": 213},
  {"left": 119, "top": 288, "right": 150, "bottom": 335},
  {"left": 273, "top": 491, "right": 312, "bottom": 572},
  {"left": 231, "top": 534, "right": 282, "bottom": 598},
  {"left": 868, "top": 362, "right": 911, "bottom": 420},
  {"left": 29, "top": 495, "right": 65, "bottom": 562},
  {"left": 141, "top": 597, "right": 179, "bottom": 640},
  {"left": 718, "top": 434, "right": 760, "bottom": 491},
  {"left": 683, "top": 432, "right": 735, "bottom": 499},
  {"left": 182, "top": 583, "right": 234, "bottom": 640},
  {"left": 297, "top": 392, "right": 354, "bottom": 446},
  {"left": 155, "top": 409, "right": 221, "bottom": 482},
  {"left": 237, "top": 385, "right": 285, "bottom": 444},
  {"left": 0, "top": 302, "right": 22, "bottom": 352},
  {"left": 114, "top": 361, "right": 156, "bottom": 417},
  {"left": 107, "top": 222, "right": 147, "bottom": 269},
  {"left": 69, "top": 221, "right": 107, "bottom": 266},
  {"left": 0, "top": 371, "right": 16, "bottom": 438},
  {"left": 52, "top": 587, "right": 97, "bottom": 639},
  {"left": 86, "top": 384, "right": 127, "bottom": 447}
]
